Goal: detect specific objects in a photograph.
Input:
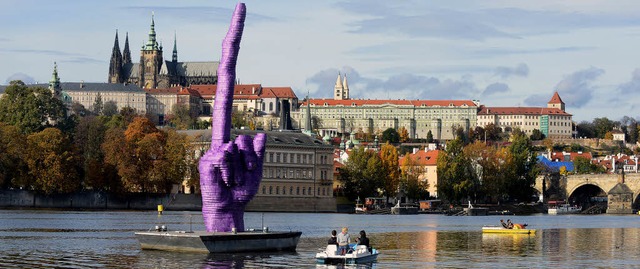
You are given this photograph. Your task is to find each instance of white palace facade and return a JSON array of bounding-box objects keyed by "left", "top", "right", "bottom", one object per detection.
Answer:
[{"left": 291, "top": 74, "right": 479, "bottom": 140}]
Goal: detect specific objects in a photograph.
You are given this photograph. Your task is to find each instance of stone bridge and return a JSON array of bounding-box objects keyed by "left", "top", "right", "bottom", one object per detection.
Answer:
[{"left": 534, "top": 173, "right": 640, "bottom": 213}]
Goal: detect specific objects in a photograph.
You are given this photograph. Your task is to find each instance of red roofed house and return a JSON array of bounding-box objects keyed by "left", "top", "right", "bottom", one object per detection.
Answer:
[
  {"left": 292, "top": 73, "right": 478, "bottom": 140},
  {"left": 477, "top": 92, "right": 573, "bottom": 139},
  {"left": 399, "top": 149, "right": 440, "bottom": 198},
  {"left": 191, "top": 84, "right": 298, "bottom": 125}
]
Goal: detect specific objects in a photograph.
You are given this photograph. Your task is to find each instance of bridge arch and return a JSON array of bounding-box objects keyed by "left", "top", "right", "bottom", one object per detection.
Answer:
[{"left": 567, "top": 182, "right": 608, "bottom": 209}]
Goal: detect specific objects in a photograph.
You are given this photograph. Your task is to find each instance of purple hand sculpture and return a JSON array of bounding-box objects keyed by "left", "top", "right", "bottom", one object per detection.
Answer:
[{"left": 199, "top": 3, "right": 266, "bottom": 233}]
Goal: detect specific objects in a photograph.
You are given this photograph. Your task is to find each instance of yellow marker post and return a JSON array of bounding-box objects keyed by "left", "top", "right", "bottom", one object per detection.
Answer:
[{"left": 157, "top": 204, "right": 164, "bottom": 215}]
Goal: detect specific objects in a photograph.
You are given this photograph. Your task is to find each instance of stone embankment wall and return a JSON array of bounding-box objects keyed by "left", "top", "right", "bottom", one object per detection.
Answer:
[{"left": 0, "top": 190, "right": 337, "bottom": 212}]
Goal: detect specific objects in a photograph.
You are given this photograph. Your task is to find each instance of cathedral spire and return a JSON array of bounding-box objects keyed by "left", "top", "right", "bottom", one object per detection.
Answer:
[
  {"left": 172, "top": 31, "right": 178, "bottom": 62},
  {"left": 108, "top": 30, "right": 123, "bottom": 83},
  {"left": 145, "top": 12, "right": 158, "bottom": 50},
  {"left": 122, "top": 32, "right": 131, "bottom": 64}
]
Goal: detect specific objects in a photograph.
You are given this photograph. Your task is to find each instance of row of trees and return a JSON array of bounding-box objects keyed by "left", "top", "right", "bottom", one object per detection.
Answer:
[
  {"left": 337, "top": 143, "right": 429, "bottom": 202},
  {"left": 0, "top": 80, "right": 199, "bottom": 194},
  {"left": 437, "top": 131, "right": 538, "bottom": 204}
]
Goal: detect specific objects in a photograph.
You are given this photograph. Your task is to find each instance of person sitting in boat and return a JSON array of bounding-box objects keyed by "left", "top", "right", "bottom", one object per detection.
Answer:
[
  {"left": 507, "top": 219, "right": 528, "bottom": 229},
  {"left": 506, "top": 219, "right": 514, "bottom": 229},
  {"left": 327, "top": 230, "right": 338, "bottom": 246},
  {"left": 500, "top": 219, "right": 509, "bottom": 229},
  {"left": 337, "top": 227, "right": 351, "bottom": 255},
  {"left": 355, "top": 230, "right": 371, "bottom": 253}
]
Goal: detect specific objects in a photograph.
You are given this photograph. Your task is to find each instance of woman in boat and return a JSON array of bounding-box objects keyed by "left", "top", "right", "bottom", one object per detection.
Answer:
[
  {"left": 327, "top": 230, "right": 338, "bottom": 246},
  {"left": 356, "top": 230, "right": 371, "bottom": 253},
  {"left": 337, "top": 227, "right": 350, "bottom": 255},
  {"left": 500, "top": 219, "right": 509, "bottom": 229}
]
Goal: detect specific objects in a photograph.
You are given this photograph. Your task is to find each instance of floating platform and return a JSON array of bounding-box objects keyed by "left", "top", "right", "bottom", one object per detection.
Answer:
[
  {"left": 482, "top": 226, "right": 536, "bottom": 235},
  {"left": 135, "top": 230, "right": 302, "bottom": 253}
]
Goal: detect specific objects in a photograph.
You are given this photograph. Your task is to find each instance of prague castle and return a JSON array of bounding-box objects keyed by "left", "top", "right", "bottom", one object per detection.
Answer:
[{"left": 108, "top": 14, "right": 218, "bottom": 89}]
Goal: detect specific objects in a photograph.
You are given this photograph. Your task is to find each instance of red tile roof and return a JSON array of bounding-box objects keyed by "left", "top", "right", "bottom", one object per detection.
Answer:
[
  {"left": 399, "top": 150, "right": 440, "bottom": 166},
  {"left": 259, "top": 87, "right": 298, "bottom": 99},
  {"left": 190, "top": 84, "right": 263, "bottom": 99},
  {"left": 302, "top": 99, "right": 477, "bottom": 107},
  {"left": 548, "top": 92, "right": 564, "bottom": 104},
  {"left": 550, "top": 151, "right": 593, "bottom": 162},
  {"left": 478, "top": 107, "right": 571, "bottom": 116}
]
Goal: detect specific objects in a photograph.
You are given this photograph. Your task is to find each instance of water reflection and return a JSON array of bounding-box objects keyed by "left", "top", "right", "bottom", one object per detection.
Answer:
[{"left": 4, "top": 211, "right": 640, "bottom": 268}]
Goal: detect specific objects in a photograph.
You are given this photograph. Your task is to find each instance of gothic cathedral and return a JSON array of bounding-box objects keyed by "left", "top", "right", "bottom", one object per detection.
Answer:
[{"left": 108, "top": 14, "right": 218, "bottom": 88}]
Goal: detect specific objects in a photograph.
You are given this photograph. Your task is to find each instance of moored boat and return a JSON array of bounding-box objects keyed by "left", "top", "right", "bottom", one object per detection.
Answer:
[
  {"left": 482, "top": 226, "right": 536, "bottom": 234},
  {"left": 548, "top": 204, "right": 581, "bottom": 215},
  {"left": 316, "top": 244, "right": 379, "bottom": 264}
]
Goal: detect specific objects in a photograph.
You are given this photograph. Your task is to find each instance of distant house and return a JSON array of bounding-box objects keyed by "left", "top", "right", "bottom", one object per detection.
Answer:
[
  {"left": 399, "top": 149, "right": 440, "bottom": 198},
  {"left": 612, "top": 129, "right": 625, "bottom": 142}
]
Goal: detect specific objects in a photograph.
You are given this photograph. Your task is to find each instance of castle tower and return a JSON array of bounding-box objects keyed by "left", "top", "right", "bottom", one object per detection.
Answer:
[
  {"left": 108, "top": 30, "right": 123, "bottom": 83},
  {"left": 49, "top": 62, "right": 61, "bottom": 98},
  {"left": 139, "top": 12, "right": 163, "bottom": 89},
  {"left": 122, "top": 32, "right": 132, "bottom": 65},
  {"left": 547, "top": 91, "right": 565, "bottom": 111}
]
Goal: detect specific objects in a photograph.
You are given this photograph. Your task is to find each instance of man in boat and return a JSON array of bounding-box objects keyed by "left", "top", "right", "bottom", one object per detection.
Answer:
[
  {"left": 327, "top": 230, "right": 338, "bottom": 246},
  {"left": 500, "top": 219, "right": 509, "bottom": 229},
  {"left": 337, "top": 227, "right": 351, "bottom": 255}
]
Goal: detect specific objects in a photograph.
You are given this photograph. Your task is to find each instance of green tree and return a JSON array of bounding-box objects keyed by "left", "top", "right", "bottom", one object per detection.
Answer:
[
  {"left": 504, "top": 131, "right": 538, "bottom": 202},
  {"left": 311, "top": 116, "right": 323, "bottom": 133},
  {"left": 463, "top": 141, "right": 506, "bottom": 203},
  {"left": 231, "top": 110, "right": 248, "bottom": 129},
  {"left": 436, "top": 137, "right": 476, "bottom": 204},
  {"left": 484, "top": 123, "right": 503, "bottom": 142},
  {"left": 26, "top": 128, "right": 79, "bottom": 194},
  {"left": 102, "top": 100, "right": 118, "bottom": 116},
  {"left": 593, "top": 117, "right": 614, "bottom": 139},
  {"left": 576, "top": 121, "right": 595, "bottom": 138},
  {"left": 381, "top": 128, "right": 400, "bottom": 143},
  {"left": 530, "top": 129, "right": 545, "bottom": 141},
  {"left": 0, "top": 81, "right": 67, "bottom": 134},
  {"left": 338, "top": 147, "right": 383, "bottom": 201},
  {"left": 426, "top": 130, "right": 434, "bottom": 143},
  {"left": 379, "top": 142, "right": 400, "bottom": 203},
  {"left": 93, "top": 92, "right": 104, "bottom": 115},
  {"left": 168, "top": 103, "right": 195, "bottom": 129}
]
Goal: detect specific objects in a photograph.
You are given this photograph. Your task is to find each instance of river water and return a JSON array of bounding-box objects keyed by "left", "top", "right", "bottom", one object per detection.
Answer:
[{"left": 2, "top": 210, "right": 640, "bottom": 268}]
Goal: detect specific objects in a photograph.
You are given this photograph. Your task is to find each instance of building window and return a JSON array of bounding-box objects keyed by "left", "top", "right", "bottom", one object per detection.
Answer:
[
  {"left": 290, "top": 186, "right": 293, "bottom": 195},
  {"left": 297, "top": 187, "right": 300, "bottom": 195},
  {"left": 308, "top": 187, "right": 312, "bottom": 196},
  {"left": 269, "top": 186, "right": 273, "bottom": 195},
  {"left": 276, "top": 186, "right": 279, "bottom": 194},
  {"left": 302, "top": 188, "right": 306, "bottom": 195},
  {"left": 262, "top": 186, "right": 266, "bottom": 194}
]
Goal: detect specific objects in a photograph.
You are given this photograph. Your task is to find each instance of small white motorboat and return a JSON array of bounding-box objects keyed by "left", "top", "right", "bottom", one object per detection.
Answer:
[
  {"left": 548, "top": 204, "right": 581, "bottom": 215},
  {"left": 315, "top": 244, "right": 379, "bottom": 264}
]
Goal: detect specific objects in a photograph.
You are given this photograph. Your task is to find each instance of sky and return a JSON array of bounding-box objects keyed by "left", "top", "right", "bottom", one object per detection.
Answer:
[{"left": 2, "top": 0, "right": 640, "bottom": 122}]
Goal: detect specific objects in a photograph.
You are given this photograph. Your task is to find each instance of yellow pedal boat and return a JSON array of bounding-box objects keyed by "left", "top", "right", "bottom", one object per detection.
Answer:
[{"left": 482, "top": 226, "right": 536, "bottom": 234}]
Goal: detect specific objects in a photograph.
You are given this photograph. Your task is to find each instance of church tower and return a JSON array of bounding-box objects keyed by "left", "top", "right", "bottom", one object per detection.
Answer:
[
  {"left": 122, "top": 32, "right": 132, "bottom": 65},
  {"left": 139, "top": 13, "right": 163, "bottom": 89},
  {"left": 333, "top": 73, "right": 349, "bottom": 100},
  {"left": 547, "top": 91, "right": 565, "bottom": 111},
  {"left": 49, "top": 62, "right": 61, "bottom": 98},
  {"left": 108, "top": 30, "right": 123, "bottom": 83}
]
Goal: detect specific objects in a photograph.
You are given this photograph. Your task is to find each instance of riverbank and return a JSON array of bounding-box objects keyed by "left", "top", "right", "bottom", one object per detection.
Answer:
[{"left": 0, "top": 189, "right": 336, "bottom": 212}]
